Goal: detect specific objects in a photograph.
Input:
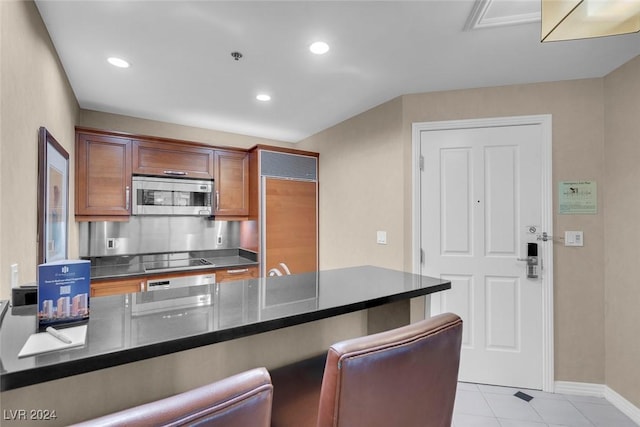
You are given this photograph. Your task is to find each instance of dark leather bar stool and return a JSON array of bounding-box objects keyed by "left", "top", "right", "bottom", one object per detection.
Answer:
[
  {"left": 71, "top": 367, "right": 273, "bottom": 427},
  {"left": 270, "top": 313, "right": 463, "bottom": 427}
]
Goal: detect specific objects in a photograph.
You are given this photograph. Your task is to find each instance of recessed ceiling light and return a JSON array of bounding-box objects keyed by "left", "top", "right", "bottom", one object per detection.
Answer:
[
  {"left": 107, "top": 57, "right": 130, "bottom": 68},
  {"left": 256, "top": 94, "right": 271, "bottom": 102},
  {"left": 309, "top": 41, "right": 330, "bottom": 55}
]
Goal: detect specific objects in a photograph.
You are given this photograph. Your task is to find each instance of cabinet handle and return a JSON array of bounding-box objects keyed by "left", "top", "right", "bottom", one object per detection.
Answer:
[
  {"left": 125, "top": 186, "right": 130, "bottom": 211},
  {"left": 163, "top": 170, "right": 187, "bottom": 176},
  {"left": 227, "top": 268, "right": 249, "bottom": 274},
  {"left": 216, "top": 191, "right": 220, "bottom": 211},
  {"left": 140, "top": 281, "right": 145, "bottom": 292}
]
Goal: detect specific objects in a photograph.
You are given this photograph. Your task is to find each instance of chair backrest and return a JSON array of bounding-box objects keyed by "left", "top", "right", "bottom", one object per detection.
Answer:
[
  {"left": 316, "top": 312, "right": 463, "bottom": 427},
  {"left": 71, "top": 367, "right": 273, "bottom": 427}
]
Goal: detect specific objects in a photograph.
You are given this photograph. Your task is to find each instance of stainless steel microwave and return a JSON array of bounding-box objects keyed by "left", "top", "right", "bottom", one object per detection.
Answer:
[{"left": 132, "top": 176, "right": 213, "bottom": 216}]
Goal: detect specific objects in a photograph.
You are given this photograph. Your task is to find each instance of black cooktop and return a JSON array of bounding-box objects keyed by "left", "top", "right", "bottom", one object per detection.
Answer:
[{"left": 144, "top": 258, "right": 213, "bottom": 272}]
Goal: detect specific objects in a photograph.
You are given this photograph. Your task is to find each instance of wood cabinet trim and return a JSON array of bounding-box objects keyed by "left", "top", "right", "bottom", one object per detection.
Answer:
[
  {"left": 90, "top": 277, "right": 146, "bottom": 297},
  {"left": 90, "top": 265, "right": 260, "bottom": 297},
  {"left": 74, "top": 128, "right": 320, "bottom": 158},
  {"left": 75, "top": 126, "right": 248, "bottom": 153}
]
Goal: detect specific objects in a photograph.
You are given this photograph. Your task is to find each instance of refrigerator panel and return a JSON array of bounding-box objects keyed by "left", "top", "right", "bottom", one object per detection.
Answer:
[{"left": 263, "top": 178, "right": 318, "bottom": 276}]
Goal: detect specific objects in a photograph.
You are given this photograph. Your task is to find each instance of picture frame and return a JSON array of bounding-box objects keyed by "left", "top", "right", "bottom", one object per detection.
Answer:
[{"left": 37, "top": 127, "right": 69, "bottom": 265}]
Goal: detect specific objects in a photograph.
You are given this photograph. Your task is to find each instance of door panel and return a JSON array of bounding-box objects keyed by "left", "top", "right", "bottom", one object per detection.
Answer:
[
  {"left": 485, "top": 146, "right": 517, "bottom": 256},
  {"left": 485, "top": 276, "right": 520, "bottom": 351},
  {"left": 438, "top": 274, "right": 474, "bottom": 348},
  {"left": 422, "top": 124, "right": 544, "bottom": 389},
  {"left": 264, "top": 178, "right": 318, "bottom": 275},
  {"left": 441, "top": 148, "right": 473, "bottom": 255}
]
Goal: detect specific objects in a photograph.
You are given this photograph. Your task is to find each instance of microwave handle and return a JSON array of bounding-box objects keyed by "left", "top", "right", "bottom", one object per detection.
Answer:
[
  {"left": 163, "top": 170, "right": 188, "bottom": 176},
  {"left": 125, "top": 185, "right": 130, "bottom": 211}
]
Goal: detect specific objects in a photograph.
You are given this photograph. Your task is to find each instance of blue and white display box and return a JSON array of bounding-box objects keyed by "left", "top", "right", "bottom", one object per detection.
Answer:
[{"left": 38, "top": 260, "right": 90, "bottom": 329}]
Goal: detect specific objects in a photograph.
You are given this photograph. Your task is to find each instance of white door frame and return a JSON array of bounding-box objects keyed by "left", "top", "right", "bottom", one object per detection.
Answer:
[{"left": 411, "top": 115, "right": 554, "bottom": 392}]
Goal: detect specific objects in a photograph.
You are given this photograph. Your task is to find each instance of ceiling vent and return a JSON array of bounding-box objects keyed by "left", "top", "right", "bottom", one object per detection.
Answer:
[{"left": 465, "top": 0, "right": 541, "bottom": 31}]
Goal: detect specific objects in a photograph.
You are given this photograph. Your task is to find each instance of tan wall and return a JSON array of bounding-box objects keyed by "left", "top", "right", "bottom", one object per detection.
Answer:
[
  {"left": 0, "top": 0, "right": 4, "bottom": 294},
  {"left": 300, "top": 79, "right": 608, "bottom": 385},
  {"left": 604, "top": 55, "right": 640, "bottom": 408},
  {"left": 298, "top": 97, "right": 405, "bottom": 271},
  {"left": 79, "top": 109, "right": 295, "bottom": 151},
  {"left": 0, "top": 1, "right": 79, "bottom": 300}
]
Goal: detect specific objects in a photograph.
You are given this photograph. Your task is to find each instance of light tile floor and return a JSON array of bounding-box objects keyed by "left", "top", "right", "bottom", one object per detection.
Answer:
[{"left": 453, "top": 382, "right": 638, "bottom": 427}]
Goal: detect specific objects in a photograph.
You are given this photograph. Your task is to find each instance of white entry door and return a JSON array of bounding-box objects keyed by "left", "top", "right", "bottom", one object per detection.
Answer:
[{"left": 417, "top": 116, "right": 553, "bottom": 390}]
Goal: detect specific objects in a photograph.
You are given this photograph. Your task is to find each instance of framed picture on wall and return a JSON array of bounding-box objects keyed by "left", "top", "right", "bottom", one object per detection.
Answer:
[{"left": 37, "top": 127, "right": 69, "bottom": 264}]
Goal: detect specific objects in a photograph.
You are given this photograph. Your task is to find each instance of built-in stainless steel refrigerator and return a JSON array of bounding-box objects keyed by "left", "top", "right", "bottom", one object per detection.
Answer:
[{"left": 259, "top": 150, "right": 318, "bottom": 277}]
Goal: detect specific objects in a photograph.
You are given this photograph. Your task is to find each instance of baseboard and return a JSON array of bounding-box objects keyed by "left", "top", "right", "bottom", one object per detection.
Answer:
[
  {"left": 555, "top": 381, "right": 640, "bottom": 425},
  {"left": 554, "top": 381, "right": 605, "bottom": 397},
  {"left": 605, "top": 385, "right": 640, "bottom": 426}
]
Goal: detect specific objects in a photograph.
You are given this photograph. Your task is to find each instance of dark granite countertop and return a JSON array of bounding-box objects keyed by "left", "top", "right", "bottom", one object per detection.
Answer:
[
  {"left": 0, "top": 266, "right": 450, "bottom": 391},
  {"left": 87, "top": 248, "right": 258, "bottom": 280}
]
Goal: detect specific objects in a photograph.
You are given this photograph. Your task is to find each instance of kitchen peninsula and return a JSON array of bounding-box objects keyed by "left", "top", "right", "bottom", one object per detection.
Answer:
[{"left": 0, "top": 266, "right": 449, "bottom": 425}]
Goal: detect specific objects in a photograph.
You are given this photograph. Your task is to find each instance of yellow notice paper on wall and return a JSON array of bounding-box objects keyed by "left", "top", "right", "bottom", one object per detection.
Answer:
[{"left": 559, "top": 181, "right": 597, "bottom": 214}]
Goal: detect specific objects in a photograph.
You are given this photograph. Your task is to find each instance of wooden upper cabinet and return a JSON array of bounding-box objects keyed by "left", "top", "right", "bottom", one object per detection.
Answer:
[
  {"left": 76, "top": 132, "right": 132, "bottom": 218},
  {"left": 214, "top": 150, "right": 249, "bottom": 217},
  {"left": 75, "top": 129, "right": 254, "bottom": 220},
  {"left": 133, "top": 140, "right": 214, "bottom": 180}
]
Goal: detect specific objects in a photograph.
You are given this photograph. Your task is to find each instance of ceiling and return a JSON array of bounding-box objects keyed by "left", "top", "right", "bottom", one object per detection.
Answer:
[{"left": 35, "top": 1, "right": 640, "bottom": 143}]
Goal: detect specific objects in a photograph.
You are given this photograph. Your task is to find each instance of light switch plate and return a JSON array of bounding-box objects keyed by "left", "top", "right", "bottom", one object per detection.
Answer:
[
  {"left": 10, "top": 264, "right": 18, "bottom": 288},
  {"left": 376, "top": 231, "right": 387, "bottom": 245},
  {"left": 565, "top": 231, "right": 584, "bottom": 247}
]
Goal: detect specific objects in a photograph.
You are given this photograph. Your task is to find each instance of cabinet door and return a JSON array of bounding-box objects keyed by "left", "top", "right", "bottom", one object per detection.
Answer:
[
  {"left": 214, "top": 150, "right": 249, "bottom": 216},
  {"left": 76, "top": 133, "right": 132, "bottom": 217},
  {"left": 216, "top": 266, "right": 258, "bottom": 283},
  {"left": 91, "top": 277, "right": 146, "bottom": 297},
  {"left": 265, "top": 178, "right": 318, "bottom": 275},
  {"left": 133, "top": 140, "right": 214, "bottom": 179}
]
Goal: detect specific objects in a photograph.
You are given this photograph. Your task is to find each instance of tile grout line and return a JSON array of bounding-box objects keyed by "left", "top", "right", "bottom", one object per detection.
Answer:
[
  {"left": 526, "top": 390, "right": 598, "bottom": 427},
  {"left": 482, "top": 385, "right": 598, "bottom": 427},
  {"left": 565, "top": 397, "right": 599, "bottom": 427},
  {"left": 456, "top": 382, "right": 637, "bottom": 427},
  {"left": 477, "top": 387, "right": 501, "bottom": 421}
]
